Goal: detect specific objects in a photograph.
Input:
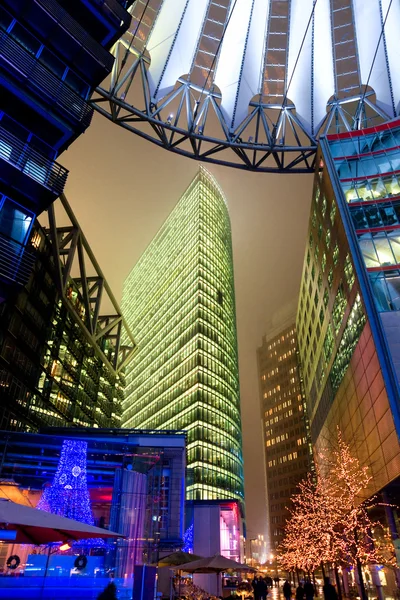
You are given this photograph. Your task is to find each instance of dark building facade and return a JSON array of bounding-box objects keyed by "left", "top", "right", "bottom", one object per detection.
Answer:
[
  {"left": 257, "top": 324, "right": 311, "bottom": 551},
  {"left": 0, "top": 194, "right": 135, "bottom": 432},
  {"left": 297, "top": 119, "right": 400, "bottom": 511},
  {"left": 0, "top": 0, "right": 131, "bottom": 295}
]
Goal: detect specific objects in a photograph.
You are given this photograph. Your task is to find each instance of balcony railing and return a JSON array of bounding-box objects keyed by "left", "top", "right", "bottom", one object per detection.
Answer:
[
  {"left": 0, "top": 125, "right": 68, "bottom": 196},
  {"left": 89, "top": 0, "right": 131, "bottom": 27},
  {"left": 0, "top": 234, "right": 36, "bottom": 286},
  {"left": 34, "top": 0, "right": 114, "bottom": 71},
  {"left": 0, "top": 31, "right": 93, "bottom": 129}
]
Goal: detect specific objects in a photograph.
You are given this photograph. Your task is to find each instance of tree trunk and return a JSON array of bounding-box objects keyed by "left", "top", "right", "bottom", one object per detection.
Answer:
[
  {"left": 320, "top": 562, "right": 326, "bottom": 580},
  {"left": 341, "top": 568, "right": 350, "bottom": 597},
  {"left": 312, "top": 571, "right": 318, "bottom": 597},
  {"left": 334, "top": 566, "right": 342, "bottom": 600},
  {"left": 355, "top": 558, "right": 368, "bottom": 600}
]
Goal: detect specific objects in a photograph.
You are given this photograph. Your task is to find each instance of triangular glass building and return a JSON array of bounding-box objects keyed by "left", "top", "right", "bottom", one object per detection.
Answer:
[{"left": 122, "top": 167, "right": 244, "bottom": 503}]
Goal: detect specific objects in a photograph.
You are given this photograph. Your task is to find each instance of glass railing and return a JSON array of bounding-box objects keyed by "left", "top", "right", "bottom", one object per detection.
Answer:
[
  {"left": 90, "top": 0, "right": 131, "bottom": 26},
  {"left": 0, "top": 233, "right": 36, "bottom": 286},
  {"left": 35, "top": 0, "right": 114, "bottom": 70},
  {"left": 0, "top": 124, "right": 68, "bottom": 195},
  {"left": 0, "top": 30, "right": 93, "bottom": 128}
]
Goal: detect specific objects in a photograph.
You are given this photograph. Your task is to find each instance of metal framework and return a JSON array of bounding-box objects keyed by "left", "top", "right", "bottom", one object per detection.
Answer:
[
  {"left": 91, "top": 0, "right": 399, "bottom": 173},
  {"left": 46, "top": 193, "right": 136, "bottom": 375}
]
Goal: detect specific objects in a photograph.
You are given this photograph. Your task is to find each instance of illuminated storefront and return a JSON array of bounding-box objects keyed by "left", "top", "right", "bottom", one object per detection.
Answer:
[
  {"left": 0, "top": 428, "right": 186, "bottom": 599},
  {"left": 122, "top": 167, "right": 244, "bottom": 505}
]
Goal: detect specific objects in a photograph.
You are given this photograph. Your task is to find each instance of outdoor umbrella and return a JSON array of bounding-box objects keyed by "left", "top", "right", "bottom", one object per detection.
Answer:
[
  {"left": 175, "top": 553, "right": 255, "bottom": 596},
  {"left": 154, "top": 551, "right": 204, "bottom": 567},
  {"left": 176, "top": 554, "right": 255, "bottom": 573},
  {"left": 0, "top": 498, "right": 124, "bottom": 544}
]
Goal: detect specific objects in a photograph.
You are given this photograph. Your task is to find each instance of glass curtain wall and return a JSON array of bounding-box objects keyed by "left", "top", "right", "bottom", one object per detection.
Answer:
[
  {"left": 327, "top": 119, "right": 400, "bottom": 313},
  {"left": 122, "top": 167, "right": 244, "bottom": 503}
]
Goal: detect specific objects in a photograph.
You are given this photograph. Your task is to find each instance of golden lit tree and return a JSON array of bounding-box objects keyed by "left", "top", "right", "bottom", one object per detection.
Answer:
[{"left": 278, "top": 429, "right": 396, "bottom": 600}]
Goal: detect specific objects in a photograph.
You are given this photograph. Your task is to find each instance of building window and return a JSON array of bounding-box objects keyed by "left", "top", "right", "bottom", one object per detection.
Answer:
[
  {"left": 321, "top": 195, "right": 327, "bottom": 216},
  {"left": 323, "top": 288, "right": 329, "bottom": 308},
  {"left": 330, "top": 202, "right": 337, "bottom": 225},
  {"left": 333, "top": 243, "right": 339, "bottom": 266},
  {"left": 326, "top": 229, "right": 331, "bottom": 249},
  {"left": 328, "top": 268, "right": 333, "bottom": 287},
  {"left": 344, "top": 254, "right": 355, "bottom": 289},
  {"left": 332, "top": 283, "right": 347, "bottom": 333}
]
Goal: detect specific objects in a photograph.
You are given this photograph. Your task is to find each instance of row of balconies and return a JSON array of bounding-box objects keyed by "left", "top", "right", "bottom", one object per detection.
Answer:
[
  {"left": 0, "top": 117, "right": 68, "bottom": 208},
  {"left": 0, "top": 233, "right": 37, "bottom": 286},
  {"left": 0, "top": 30, "right": 93, "bottom": 130},
  {"left": 4, "top": 0, "right": 114, "bottom": 85}
]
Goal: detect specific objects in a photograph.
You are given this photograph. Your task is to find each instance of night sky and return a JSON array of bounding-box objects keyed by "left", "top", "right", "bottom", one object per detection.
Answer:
[{"left": 59, "top": 111, "right": 313, "bottom": 541}]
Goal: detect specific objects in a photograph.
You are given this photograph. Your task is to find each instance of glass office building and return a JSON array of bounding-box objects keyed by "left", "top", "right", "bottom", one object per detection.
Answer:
[
  {"left": 257, "top": 324, "right": 311, "bottom": 550},
  {"left": 122, "top": 167, "right": 244, "bottom": 504},
  {"left": 297, "top": 118, "right": 400, "bottom": 504}
]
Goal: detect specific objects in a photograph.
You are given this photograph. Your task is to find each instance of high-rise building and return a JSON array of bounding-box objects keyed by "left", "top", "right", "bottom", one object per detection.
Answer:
[
  {"left": 0, "top": 0, "right": 131, "bottom": 295},
  {"left": 0, "top": 194, "right": 135, "bottom": 432},
  {"left": 297, "top": 119, "right": 400, "bottom": 510},
  {"left": 257, "top": 324, "right": 311, "bottom": 551},
  {"left": 122, "top": 167, "right": 244, "bottom": 505}
]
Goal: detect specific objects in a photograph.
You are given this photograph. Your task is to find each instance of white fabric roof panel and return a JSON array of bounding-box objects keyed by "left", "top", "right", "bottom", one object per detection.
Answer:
[
  {"left": 134, "top": 0, "right": 400, "bottom": 134},
  {"left": 147, "top": 0, "right": 190, "bottom": 98},
  {"left": 313, "top": 0, "right": 334, "bottom": 133},
  {"left": 353, "top": 0, "right": 394, "bottom": 117},
  {"left": 214, "top": 0, "right": 253, "bottom": 130},
  {"left": 287, "top": 0, "right": 313, "bottom": 130},
  {"left": 155, "top": 0, "right": 209, "bottom": 99},
  {"left": 228, "top": 0, "right": 270, "bottom": 130},
  {"left": 381, "top": 0, "right": 400, "bottom": 117}
]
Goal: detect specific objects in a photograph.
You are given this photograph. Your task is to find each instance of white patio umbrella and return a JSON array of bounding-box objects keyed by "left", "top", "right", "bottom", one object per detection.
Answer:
[{"left": 0, "top": 498, "right": 123, "bottom": 544}]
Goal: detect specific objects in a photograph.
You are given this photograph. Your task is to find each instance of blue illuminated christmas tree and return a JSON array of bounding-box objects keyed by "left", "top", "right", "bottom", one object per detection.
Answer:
[
  {"left": 182, "top": 524, "right": 193, "bottom": 553},
  {"left": 38, "top": 439, "right": 95, "bottom": 526}
]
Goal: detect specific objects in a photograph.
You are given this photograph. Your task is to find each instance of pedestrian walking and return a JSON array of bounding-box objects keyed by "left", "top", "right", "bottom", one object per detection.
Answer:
[
  {"left": 304, "top": 579, "right": 315, "bottom": 600},
  {"left": 252, "top": 576, "right": 260, "bottom": 600},
  {"left": 256, "top": 577, "right": 268, "bottom": 600},
  {"left": 283, "top": 580, "right": 292, "bottom": 599},
  {"left": 323, "top": 577, "right": 338, "bottom": 600},
  {"left": 97, "top": 582, "right": 118, "bottom": 600},
  {"left": 295, "top": 582, "right": 304, "bottom": 600}
]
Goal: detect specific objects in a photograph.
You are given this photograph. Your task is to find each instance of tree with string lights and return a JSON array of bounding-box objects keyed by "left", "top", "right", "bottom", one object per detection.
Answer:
[
  {"left": 324, "top": 430, "right": 396, "bottom": 600},
  {"left": 278, "top": 429, "right": 396, "bottom": 600}
]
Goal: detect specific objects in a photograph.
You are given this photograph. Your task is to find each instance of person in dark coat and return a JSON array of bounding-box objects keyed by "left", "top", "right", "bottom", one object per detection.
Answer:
[
  {"left": 256, "top": 577, "right": 268, "bottom": 600},
  {"left": 323, "top": 578, "right": 338, "bottom": 600},
  {"left": 283, "top": 580, "right": 292, "bottom": 599},
  {"left": 295, "top": 583, "right": 304, "bottom": 600},
  {"left": 252, "top": 576, "right": 260, "bottom": 600},
  {"left": 97, "top": 582, "right": 117, "bottom": 600},
  {"left": 304, "top": 579, "right": 315, "bottom": 600}
]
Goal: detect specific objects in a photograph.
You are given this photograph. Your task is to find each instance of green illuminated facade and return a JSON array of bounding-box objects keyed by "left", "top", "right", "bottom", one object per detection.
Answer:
[{"left": 122, "top": 167, "right": 244, "bottom": 503}]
